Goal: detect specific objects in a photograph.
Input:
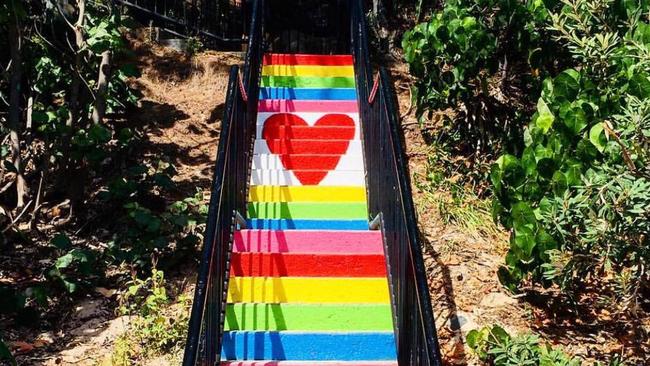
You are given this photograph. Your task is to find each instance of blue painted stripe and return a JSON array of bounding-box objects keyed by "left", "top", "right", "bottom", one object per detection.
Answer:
[
  {"left": 259, "top": 87, "right": 357, "bottom": 100},
  {"left": 221, "top": 331, "right": 397, "bottom": 361},
  {"left": 246, "top": 219, "right": 368, "bottom": 230}
]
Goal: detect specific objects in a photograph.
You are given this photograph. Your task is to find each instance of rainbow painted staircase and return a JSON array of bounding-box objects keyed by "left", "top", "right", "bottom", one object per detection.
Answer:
[
  {"left": 220, "top": 53, "right": 397, "bottom": 364},
  {"left": 183, "top": 1, "right": 443, "bottom": 364}
]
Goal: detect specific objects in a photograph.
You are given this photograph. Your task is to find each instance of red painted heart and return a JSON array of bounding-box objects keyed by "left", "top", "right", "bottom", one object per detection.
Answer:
[{"left": 262, "top": 113, "right": 355, "bottom": 185}]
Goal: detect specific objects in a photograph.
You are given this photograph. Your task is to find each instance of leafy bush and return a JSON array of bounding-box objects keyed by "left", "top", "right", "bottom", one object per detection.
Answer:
[
  {"left": 101, "top": 160, "right": 208, "bottom": 269},
  {"left": 48, "top": 233, "right": 100, "bottom": 294},
  {"left": 402, "top": 0, "right": 559, "bottom": 154},
  {"left": 491, "top": 0, "right": 650, "bottom": 313},
  {"left": 403, "top": 0, "right": 649, "bottom": 314},
  {"left": 467, "top": 325, "right": 581, "bottom": 365},
  {"left": 112, "top": 269, "right": 190, "bottom": 365}
]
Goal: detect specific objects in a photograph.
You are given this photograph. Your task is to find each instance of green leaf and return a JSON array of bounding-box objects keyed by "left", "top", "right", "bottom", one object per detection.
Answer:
[
  {"left": 553, "top": 69, "right": 580, "bottom": 101},
  {"left": 50, "top": 234, "right": 72, "bottom": 250},
  {"left": 89, "top": 124, "right": 112, "bottom": 143},
  {"left": 589, "top": 124, "right": 607, "bottom": 152},
  {"left": 491, "top": 197, "right": 504, "bottom": 222},
  {"left": 537, "top": 158, "right": 557, "bottom": 179},
  {"left": 513, "top": 226, "right": 536, "bottom": 262},
  {"left": 498, "top": 265, "right": 523, "bottom": 290},
  {"left": 565, "top": 165, "right": 582, "bottom": 186},
  {"left": 629, "top": 73, "right": 650, "bottom": 98},
  {"left": 563, "top": 106, "right": 587, "bottom": 135},
  {"left": 488, "top": 325, "right": 510, "bottom": 344},
  {"left": 536, "top": 230, "right": 558, "bottom": 261},
  {"left": 120, "top": 63, "right": 140, "bottom": 78},
  {"left": 576, "top": 138, "right": 599, "bottom": 161},
  {"left": 466, "top": 329, "right": 482, "bottom": 349},
  {"left": 535, "top": 98, "right": 555, "bottom": 133},
  {"left": 0, "top": 337, "right": 16, "bottom": 366},
  {"left": 490, "top": 163, "right": 503, "bottom": 191},
  {"left": 511, "top": 201, "right": 537, "bottom": 231},
  {"left": 552, "top": 171, "right": 568, "bottom": 196},
  {"left": 55, "top": 253, "right": 75, "bottom": 270},
  {"left": 61, "top": 277, "right": 78, "bottom": 293},
  {"left": 521, "top": 147, "right": 537, "bottom": 176},
  {"left": 541, "top": 77, "right": 553, "bottom": 100}
]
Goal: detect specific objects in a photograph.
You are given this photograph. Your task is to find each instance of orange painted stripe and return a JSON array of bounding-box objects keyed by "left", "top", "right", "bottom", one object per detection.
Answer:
[{"left": 230, "top": 253, "right": 387, "bottom": 277}]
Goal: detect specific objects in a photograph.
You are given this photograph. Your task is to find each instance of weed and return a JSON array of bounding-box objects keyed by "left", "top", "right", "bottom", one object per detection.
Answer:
[
  {"left": 467, "top": 325, "right": 582, "bottom": 365},
  {"left": 414, "top": 149, "right": 501, "bottom": 239},
  {"left": 111, "top": 268, "right": 190, "bottom": 365}
]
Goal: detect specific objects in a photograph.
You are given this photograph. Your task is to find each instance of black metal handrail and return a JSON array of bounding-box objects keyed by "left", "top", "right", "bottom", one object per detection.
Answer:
[
  {"left": 182, "top": 0, "right": 264, "bottom": 364},
  {"left": 265, "top": 0, "right": 350, "bottom": 54},
  {"left": 351, "top": 0, "right": 444, "bottom": 364},
  {"left": 116, "top": 0, "right": 249, "bottom": 47}
]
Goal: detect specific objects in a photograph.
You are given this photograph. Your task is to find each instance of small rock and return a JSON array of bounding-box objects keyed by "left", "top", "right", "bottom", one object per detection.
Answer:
[
  {"left": 479, "top": 292, "right": 517, "bottom": 308},
  {"left": 34, "top": 332, "right": 55, "bottom": 347},
  {"left": 74, "top": 299, "right": 106, "bottom": 320},
  {"left": 448, "top": 311, "right": 478, "bottom": 333}
]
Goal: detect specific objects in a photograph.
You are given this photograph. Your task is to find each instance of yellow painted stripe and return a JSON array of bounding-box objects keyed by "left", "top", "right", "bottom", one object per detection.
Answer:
[
  {"left": 249, "top": 186, "right": 367, "bottom": 202},
  {"left": 262, "top": 65, "right": 355, "bottom": 78},
  {"left": 227, "top": 277, "right": 390, "bottom": 303}
]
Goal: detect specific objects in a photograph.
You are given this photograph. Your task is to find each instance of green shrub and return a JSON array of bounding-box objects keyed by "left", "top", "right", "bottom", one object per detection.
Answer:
[
  {"left": 467, "top": 325, "right": 581, "bottom": 365},
  {"left": 403, "top": 0, "right": 649, "bottom": 313},
  {"left": 491, "top": 0, "right": 650, "bottom": 313},
  {"left": 402, "top": 0, "right": 558, "bottom": 154}
]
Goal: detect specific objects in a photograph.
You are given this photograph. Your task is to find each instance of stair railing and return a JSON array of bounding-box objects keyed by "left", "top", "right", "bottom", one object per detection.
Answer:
[
  {"left": 115, "top": 0, "right": 248, "bottom": 47},
  {"left": 350, "top": 0, "right": 444, "bottom": 365},
  {"left": 182, "top": 0, "right": 264, "bottom": 364}
]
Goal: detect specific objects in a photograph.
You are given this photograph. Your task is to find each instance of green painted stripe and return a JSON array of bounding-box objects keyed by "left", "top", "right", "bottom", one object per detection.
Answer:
[
  {"left": 224, "top": 303, "right": 393, "bottom": 331},
  {"left": 261, "top": 75, "right": 356, "bottom": 88},
  {"left": 247, "top": 202, "right": 368, "bottom": 219}
]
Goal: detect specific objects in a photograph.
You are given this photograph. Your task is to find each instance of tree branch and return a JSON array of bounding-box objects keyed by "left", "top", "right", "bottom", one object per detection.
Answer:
[{"left": 602, "top": 121, "right": 637, "bottom": 173}]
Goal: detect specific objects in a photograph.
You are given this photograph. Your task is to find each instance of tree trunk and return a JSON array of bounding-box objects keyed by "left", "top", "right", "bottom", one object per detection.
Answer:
[
  {"left": 371, "top": 0, "right": 390, "bottom": 55},
  {"left": 67, "top": 0, "right": 86, "bottom": 128},
  {"left": 8, "top": 8, "right": 28, "bottom": 208},
  {"left": 91, "top": 50, "right": 112, "bottom": 125}
]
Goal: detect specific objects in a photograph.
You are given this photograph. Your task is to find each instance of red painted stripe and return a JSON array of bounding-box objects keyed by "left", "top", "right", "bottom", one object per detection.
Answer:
[
  {"left": 230, "top": 253, "right": 386, "bottom": 277},
  {"left": 234, "top": 230, "right": 384, "bottom": 254},
  {"left": 259, "top": 154, "right": 350, "bottom": 169},
  {"left": 263, "top": 53, "right": 353, "bottom": 66},
  {"left": 260, "top": 126, "right": 355, "bottom": 139},
  {"left": 264, "top": 139, "right": 351, "bottom": 154},
  {"left": 258, "top": 100, "right": 359, "bottom": 113}
]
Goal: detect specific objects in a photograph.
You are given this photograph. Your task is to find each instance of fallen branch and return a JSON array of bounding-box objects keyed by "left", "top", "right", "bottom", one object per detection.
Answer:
[
  {"left": 400, "top": 84, "right": 413, "bottom": 119},
  {"left": 2, "top": 199, "right": 33, "bottom": 233}
]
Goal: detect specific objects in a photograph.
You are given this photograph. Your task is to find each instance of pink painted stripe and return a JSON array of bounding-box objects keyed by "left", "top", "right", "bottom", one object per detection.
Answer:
[
  {"left": 258, "top": 100, "right": 359, "bottom": 113},
  {"left": 222, "top": 362, "right": 397, "bottom": 366},
  {"left": 234, "top": 229, "right": 383, "bottom": 254}
]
